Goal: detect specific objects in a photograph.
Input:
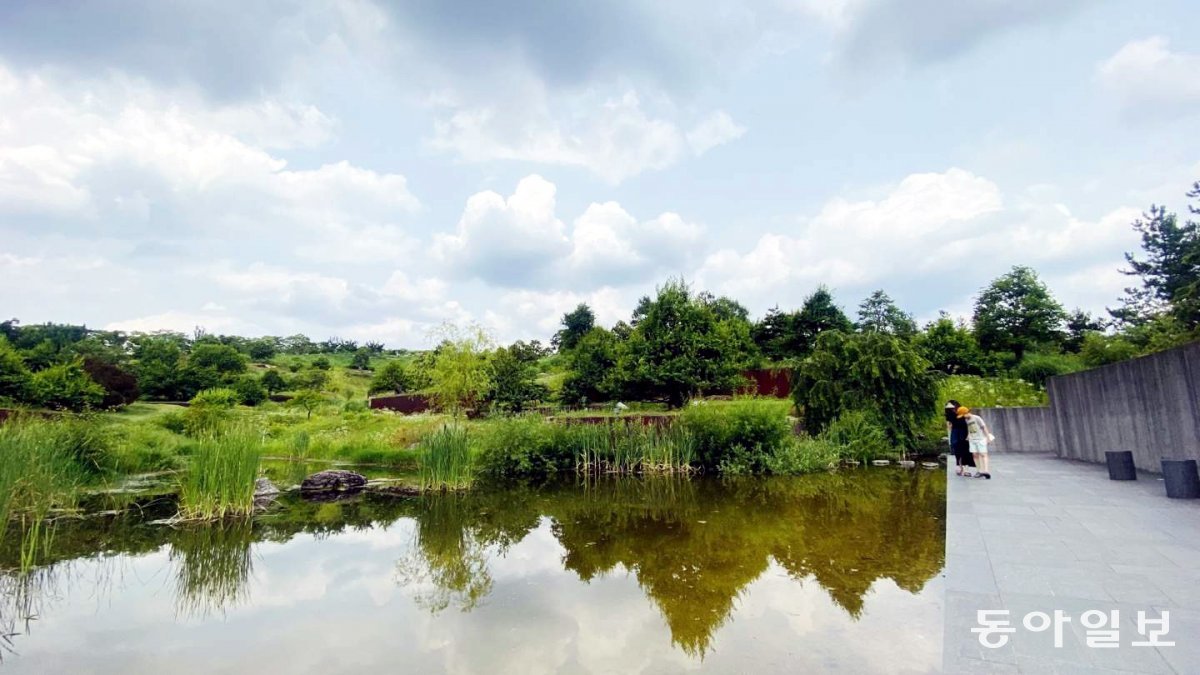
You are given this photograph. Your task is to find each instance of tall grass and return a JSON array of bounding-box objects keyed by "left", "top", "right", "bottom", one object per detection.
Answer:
[
  {"left": 418, "top": 425, "right": 473, "bottom": 491},
  {"left": 570, "top": 422, "right": 697, "bottom": 475},
  {"left": 0, "top": 417, "right": 94, "bottom": 569},
  {"left": 177, "top": 425, "right": 263, "bottom": 520}
]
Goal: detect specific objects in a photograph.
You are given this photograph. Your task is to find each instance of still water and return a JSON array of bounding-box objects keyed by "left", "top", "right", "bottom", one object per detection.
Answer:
[{"left": 0, "top": 470, "right": 945, "bottom": 674}]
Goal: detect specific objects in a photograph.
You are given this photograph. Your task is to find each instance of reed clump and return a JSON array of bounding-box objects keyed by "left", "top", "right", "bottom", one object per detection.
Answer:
[
  {"left": 418, "top": 425, "right": 473, "bottom": 491},
  {"left": 177, "top": 424, "right": 263, "bottom": 521}
]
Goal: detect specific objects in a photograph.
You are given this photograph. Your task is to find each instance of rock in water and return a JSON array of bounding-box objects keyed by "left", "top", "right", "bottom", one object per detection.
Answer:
[
  {"left": 254, "top": 477, "right": 280, "bottom": 498},
  {"left": 301, "top": 470, "right": 367, "bottom": 493}
]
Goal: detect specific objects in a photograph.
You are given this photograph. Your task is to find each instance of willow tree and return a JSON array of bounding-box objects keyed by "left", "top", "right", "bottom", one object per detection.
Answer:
[
  {"left": 792, "top": 330, "right": 936, "bottom": 447},
  {"left": 428, "top": 324, "right": 493, "bottom": 416}
]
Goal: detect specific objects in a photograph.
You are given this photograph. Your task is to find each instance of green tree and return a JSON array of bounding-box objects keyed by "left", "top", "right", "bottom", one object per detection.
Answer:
[
  {"left": 560, "top": 327, "right": 622, "bottom": 404},
  {"left": 261, "top": 369, "right": 287, "bottom": 395},
  {"left": 1063, "top": 309, "right": 1106, "bottom": 353},
  {"left": 792, "top": 286, "right": 853, "bottom": 357},
  {"left": 792, "top": 330, "right": 936, "bottom": 447},
  {"left": 486, "top": 342, "right": 550, "bottom": 412},
  {"left": 751, "top": 307, "right": 792, "bottom": 362},
  {"left": 288, "top": 389, "right": 326, "bottom": 420},
  {"left": 553, "top": 304, "right": 595, "bottom": 352},
  {"left": 1111, "top": 184, "right": 1200, "bottom": 328},
  {"left": 0, "top": 336, "right": 31, "bottom": 401},
  {"left": 973, "top": 266, "right": 1066, "bottom": 361},
  {"left": 134, "top": 335, "right": 187, "bottom": 400},
  {"left": 246, "top": 337, "right": 279, "bottom": 362},
  {"left": 29, "top": 360, "right": 106, "bottom": 411},
  {"left": 188, "top": 342, "right": 248, "bottom": 375},
  {"left": 856, "top": 289, "right": 917, "bottom": 338},
  {"left": 619, "top": 280, "right": 756, "bottom": 407},
  {"left": 369, "top": 360, "right": 412, "bottom": 395},
  {"left": 915, "top": 313, "right": 988, "bottom": 375},
  {"left": 428, "top": 325, "right": 492, "bottom": 416}
]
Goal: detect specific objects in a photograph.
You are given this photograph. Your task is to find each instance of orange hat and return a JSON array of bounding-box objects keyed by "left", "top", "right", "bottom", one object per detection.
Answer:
[{"left": 956, "top": 406, "right": 970, "bottom": 418}]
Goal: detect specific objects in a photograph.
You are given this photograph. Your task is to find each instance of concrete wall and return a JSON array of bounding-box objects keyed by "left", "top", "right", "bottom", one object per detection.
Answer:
[
  {"left": 1048, "top": 341, "right": 1200, "bottom": 472},
  {"left": 975, "top": 407, "right": 1058, "bottom": 453}
]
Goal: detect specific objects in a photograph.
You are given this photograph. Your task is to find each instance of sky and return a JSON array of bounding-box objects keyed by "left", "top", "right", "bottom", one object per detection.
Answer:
[{"left": 1, "top": 0, "right": 1198, "bottom": 348}]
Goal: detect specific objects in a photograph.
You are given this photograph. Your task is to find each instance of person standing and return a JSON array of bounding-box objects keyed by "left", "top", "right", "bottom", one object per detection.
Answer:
[
  {"left": 945, "top": 400, "right": 974, "bottom": 476},
  {"left": 957, "top": 406, "right": 995, "bottom": 479}
]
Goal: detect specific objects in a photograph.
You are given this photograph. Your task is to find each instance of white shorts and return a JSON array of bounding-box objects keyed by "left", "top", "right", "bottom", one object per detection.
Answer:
[{"left": 969, "top": 439, "right": 989, "bottom": 455}]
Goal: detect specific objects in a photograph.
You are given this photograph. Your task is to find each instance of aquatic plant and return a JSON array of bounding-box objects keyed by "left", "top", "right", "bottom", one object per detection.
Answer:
[
  {"left": 418, "top": 425, "right": 473, "bottom": 491},
  {"left": 177, "top": 425, "right": 262, "bottom": 520},
  {"left": 0, "top": 416, "right": 93, "bottom": 569}
]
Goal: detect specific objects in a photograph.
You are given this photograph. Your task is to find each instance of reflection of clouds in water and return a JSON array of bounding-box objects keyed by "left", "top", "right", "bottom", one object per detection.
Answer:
[{"left": 3, "top": 473, "right": 946, "bottom": 674}]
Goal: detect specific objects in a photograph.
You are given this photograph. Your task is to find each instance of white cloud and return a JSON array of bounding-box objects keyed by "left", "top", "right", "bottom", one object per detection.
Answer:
[
  {"left": 435, "top": 176, "right": 705, "bottom": 289},
  {"left": 686, "top": 110, "right": 746, "bottom": 155},
  {"left": 106, "top": 310, "right": 245, "bottom": 335},
  {"left": 1097, "top": 36, "right": 1200, "bottom": 116},
  {"left": 0, "top": 65, "right": 419, "bottom": 249},
  {"left": 695, "top": 168, "right": 1140, "bottom": 313},
  {"left": 432, "top": 175, "right": 571, "bottom": 285},
  {"left": 429, "top": 89, "right": 743, "bottom": 183},
  {"left": 483, "top": 287, "right": 630, "bottom": 343}
]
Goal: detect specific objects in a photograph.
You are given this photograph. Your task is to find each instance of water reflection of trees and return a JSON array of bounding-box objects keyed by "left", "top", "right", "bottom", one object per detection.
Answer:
[{"left": 0, "top": 470, "right": 945, "bottom": 658}]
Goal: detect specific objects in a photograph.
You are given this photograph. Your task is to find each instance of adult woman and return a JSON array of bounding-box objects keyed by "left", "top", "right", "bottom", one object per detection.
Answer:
[{"left": 945, "top": 400, "right": 974, "bottom": 476}]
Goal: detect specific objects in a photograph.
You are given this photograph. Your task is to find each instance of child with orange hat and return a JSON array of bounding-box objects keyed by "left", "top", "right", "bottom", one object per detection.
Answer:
[{"left": 957, "top": 406, "right": 995, "bottom": 479}]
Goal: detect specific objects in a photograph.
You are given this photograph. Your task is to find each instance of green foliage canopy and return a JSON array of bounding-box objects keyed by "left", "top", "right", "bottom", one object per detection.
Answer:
[{"left": 793, "top": 330, "right": 936, "bottom": 447}]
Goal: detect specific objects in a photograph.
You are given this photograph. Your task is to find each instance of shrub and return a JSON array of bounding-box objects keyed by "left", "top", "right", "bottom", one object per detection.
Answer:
[
  {"left": 350, "top": 349, "right": 372, "bottom": 371},
  {"left": 476, "top": 415, "right": 562, "bottom": 477},
  {"left": 938, "top": 375, "right": 1046, "bottom": 408},
  {"left": 681, "top": 398, "right": 792, "bottom": 472},
  {"left": 153, "top": 410, "right": 186, "bottom": 435},
  {"left": 764, "top": 437, "right": 841, "bottom": 474},
  {"left": 821, "top": 409, "right": 892, "bottom": 461},
  {"left": 0, "top": 336, "right": 31, "bottom": 401},
  {"left": 232, "top": 375, "right": 267, "bottom": 406},
  {"left": 1080, "top": 333, "right": 1139, "bottom": 368},
  {"left": 29, "top": 360, "right": 106, "bottom": 411},
  {"left": 292, "top": 368, "right": 329, "bottom": 391},
  {"left": 1014, "top": 352, "right": 1083, "bottom": 389},
  {"left": 312, "top": 356, "right": 332, "bottom": 370},
  {"left": 261, "top": 369, "right": 287, "bottom": 394},
  {"left": 184, "top": 388, "right": 239, "bottom": 434}
]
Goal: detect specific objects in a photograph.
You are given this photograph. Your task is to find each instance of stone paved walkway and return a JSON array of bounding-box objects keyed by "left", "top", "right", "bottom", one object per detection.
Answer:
[{"left": 944, "top": 453, "right": 1200, "bottom": 674}]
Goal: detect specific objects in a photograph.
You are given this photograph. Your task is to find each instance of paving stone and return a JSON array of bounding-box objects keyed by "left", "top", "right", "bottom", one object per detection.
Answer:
[{"left": 944, "top": 452, "right": 1200, "bottom": 675}]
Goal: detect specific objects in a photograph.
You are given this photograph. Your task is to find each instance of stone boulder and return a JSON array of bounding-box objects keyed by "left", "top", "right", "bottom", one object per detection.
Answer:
[
  {"left": 301, "top": 469, "right": 367, "bottom": 493},
  {"left": 253, "top": 477, "right": 280, "bottom": 510}
]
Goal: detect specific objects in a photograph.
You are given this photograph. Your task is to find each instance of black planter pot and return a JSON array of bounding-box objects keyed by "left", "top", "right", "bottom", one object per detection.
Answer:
[
  {"left": 1161, "top": 459, "right": 1200, "bottom": 499},
  {"left": 1105, "top": 451, "right": 1137, "bottom": 481}
]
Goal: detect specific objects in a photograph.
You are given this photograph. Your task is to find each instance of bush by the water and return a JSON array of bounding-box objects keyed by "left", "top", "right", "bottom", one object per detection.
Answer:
[
  {"left": 821, "top": 409, "right": 892, "bottom": 462},
  {"left": 680, "top": 399, "right": 792, "bottom": 472}
]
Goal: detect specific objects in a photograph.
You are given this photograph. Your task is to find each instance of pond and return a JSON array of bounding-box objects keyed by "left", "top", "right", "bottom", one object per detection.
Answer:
[{"left": 0, "top": 469, "right": 945, "bottom": 674}]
